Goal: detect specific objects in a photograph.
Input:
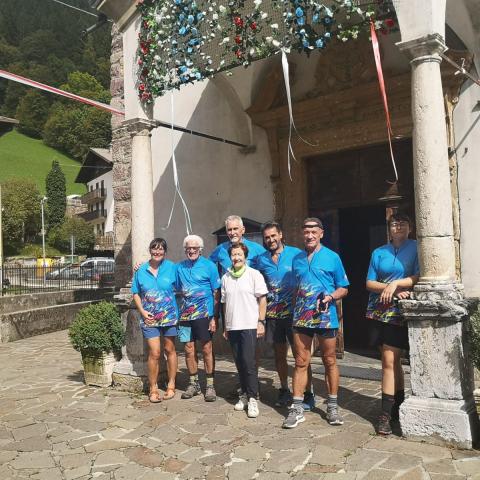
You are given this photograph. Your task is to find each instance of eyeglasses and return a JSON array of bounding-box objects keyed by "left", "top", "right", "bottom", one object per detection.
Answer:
[
  {"left": 185, "top": 246, "right": 201, "bottom": 251},
  {"left": 390, "top": 222, "right": 409, "bottom": 228}
]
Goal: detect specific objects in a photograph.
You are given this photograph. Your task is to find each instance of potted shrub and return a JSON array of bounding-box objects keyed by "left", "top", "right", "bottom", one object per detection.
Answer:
[
  {"left": 69, "top": 301, "right": 125, "bottom": 387},
  {"left": 470, "top": 304, "right": 480, "bottom": 411}
]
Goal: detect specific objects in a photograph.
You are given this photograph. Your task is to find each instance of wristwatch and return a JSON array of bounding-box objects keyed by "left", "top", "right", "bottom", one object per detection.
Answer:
[{"left": 258, "top": 319, "right": 266, "bottom": 326}]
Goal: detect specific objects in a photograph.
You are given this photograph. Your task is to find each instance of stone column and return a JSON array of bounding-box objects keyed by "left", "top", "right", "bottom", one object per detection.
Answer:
[
  {"left": 113, "top": 118, "right": 156, "bottom": 393},
  {"left": 397, "top": 34, "right": 479, "bottom": 448}
]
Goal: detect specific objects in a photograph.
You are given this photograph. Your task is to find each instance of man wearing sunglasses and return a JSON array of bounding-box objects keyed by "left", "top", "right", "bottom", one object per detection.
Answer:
[{"left": 176, "top": 235, "right": 221, "bottom": 402}]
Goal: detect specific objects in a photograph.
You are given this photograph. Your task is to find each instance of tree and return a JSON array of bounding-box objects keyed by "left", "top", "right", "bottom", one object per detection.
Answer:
[
  {"left": 16, "top": 91, "right": 50, "bottom": 138},
  {"left": 45, "top": 160, "right": 66, "bottom": 231},
  {"left": 48, "top": 217, "right": 95, "bottom": 255},
  {"left": 1, "top": 178, "right": 41, "bottom": 251}
]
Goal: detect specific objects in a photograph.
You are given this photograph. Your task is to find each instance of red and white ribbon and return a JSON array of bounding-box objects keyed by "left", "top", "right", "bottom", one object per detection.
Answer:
[
  {"left": 370, "top": 21, "right": 398, "bottom": 182},
  {"left": 0, "top": 69, "right": 124, "bottom": 116}
]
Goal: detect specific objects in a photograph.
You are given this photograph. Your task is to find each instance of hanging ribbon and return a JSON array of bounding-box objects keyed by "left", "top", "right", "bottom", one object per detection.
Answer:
[
  {"left": 281, "top": 49, "right": 318, "bottom": 181},
  {"left": 0, "top": 69, "right": 124, "bottom": 116},
  {"left": 161, "top": 91, "right": 193, "bottom": 235},
  {"left": 370, "top": 21, "right": 398, "bottom": 182}
]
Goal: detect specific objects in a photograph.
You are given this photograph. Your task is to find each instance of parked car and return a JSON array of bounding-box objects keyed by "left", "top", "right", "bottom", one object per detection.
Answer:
[{"left": 81, "top": 258, "right": 115, "bottom": 281}]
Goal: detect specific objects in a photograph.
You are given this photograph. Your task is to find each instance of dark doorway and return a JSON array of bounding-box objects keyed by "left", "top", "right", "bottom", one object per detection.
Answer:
[{"left": 338, "top": 206, "right": 386, "bottom": 350}]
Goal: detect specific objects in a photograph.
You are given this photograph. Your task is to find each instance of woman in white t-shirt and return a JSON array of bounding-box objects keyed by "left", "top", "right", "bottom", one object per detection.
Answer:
[{"left": 221, "top": 242, "right": 268, "bottom": 418}]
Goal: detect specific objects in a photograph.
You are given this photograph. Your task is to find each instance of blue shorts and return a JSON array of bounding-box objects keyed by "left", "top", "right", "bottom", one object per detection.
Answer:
[
  {"left": 293, "top": 326, "right": 338, "bottom": 338},
  {"left": 140, "top": 322, "right": 178, "bottom": 339}
]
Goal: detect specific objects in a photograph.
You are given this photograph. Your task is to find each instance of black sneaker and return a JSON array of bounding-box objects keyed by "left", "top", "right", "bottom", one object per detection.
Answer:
[
  {"left": 275, "top": 388, "right": 292, "bottom": 407},
  {"left": 376, "top": 414, "right": 392, "bottom": 435},
  {"left": 181, "top": 383, "right": 201, "bottom": 399}
]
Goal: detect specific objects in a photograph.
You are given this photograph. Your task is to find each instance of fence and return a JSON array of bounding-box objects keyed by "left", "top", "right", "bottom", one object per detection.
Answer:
[{"left": 1, "top": 263, "right": 115, "bottom": 296}]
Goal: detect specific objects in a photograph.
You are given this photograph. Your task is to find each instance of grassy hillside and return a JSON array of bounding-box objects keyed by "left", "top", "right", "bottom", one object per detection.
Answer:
[{"left": 0, "top": 129, "right": 85, "bottom": 195}]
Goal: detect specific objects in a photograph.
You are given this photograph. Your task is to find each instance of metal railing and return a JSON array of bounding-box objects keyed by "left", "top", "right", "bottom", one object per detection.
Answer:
[
  {"left": 78, "top": 209, "right": 107, "bottom": 222},
  {"left": 1, "top": 263, "right": 115, "bottom": 296},
  {"left": 81, "top": 188, "right": 106, "bottom": 205}
]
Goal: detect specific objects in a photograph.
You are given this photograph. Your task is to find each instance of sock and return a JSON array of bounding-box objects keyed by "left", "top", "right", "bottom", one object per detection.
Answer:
[
  {"left": 292, "top": 396, "right": 304, "bottom": 409},
  {"left": 206, "top": 374, "right": 214, "bottom": 387},
  {"left": 327, "top": 394, "right": 338, "bottom": 411},
  {"left": 394, "top": 390, "right": 405, "bottom": 407},
  {"left": 381, "top": 393, "right": 395, "bottom": 418},
  {"left": 190, "top": 373, "right": 199, "bottom": 385}
]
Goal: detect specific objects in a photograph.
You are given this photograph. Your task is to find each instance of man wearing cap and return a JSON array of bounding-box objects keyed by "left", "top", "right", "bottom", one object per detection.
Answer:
[
  {"left": 253, "top": 221, "right": 315, "bottom": 410},
  {"left": 209, "top": 215, "right": 266, "bottom": 276},
  {"left": 283, "top": 218, "right": 349, "bottom": 429}
]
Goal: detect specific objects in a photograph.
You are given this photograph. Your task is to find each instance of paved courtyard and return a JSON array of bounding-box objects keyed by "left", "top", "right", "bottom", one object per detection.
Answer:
[{"left": 0, "top": 331, "right": 479, "bottom": 480}]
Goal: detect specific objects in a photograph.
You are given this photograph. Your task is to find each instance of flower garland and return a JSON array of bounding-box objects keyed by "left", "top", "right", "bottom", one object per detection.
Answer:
[{"left": 137, "top": 0, "right": 396, "bottom": 102}]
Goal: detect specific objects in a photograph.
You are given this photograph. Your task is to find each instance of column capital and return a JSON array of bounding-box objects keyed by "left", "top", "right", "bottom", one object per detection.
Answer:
[
  {"left": 122, "top": 117, "right": 157, "bottom": 137},
  {"left": 397, "top": 33, "right": 447, "bottom": 63}
]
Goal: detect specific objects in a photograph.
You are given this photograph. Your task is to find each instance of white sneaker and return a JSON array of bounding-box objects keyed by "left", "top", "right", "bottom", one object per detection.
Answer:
[
  {"left": 234, "top": 394, "right": 248, "bottom": 411},
  {"left": 247, "top": 397, "right": 259, "bottom": 418}
]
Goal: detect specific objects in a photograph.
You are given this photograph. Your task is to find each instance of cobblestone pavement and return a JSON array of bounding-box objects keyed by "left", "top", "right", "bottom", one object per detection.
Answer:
[{"left": 0, "top": 331, "right": 479, "bottom": 480}]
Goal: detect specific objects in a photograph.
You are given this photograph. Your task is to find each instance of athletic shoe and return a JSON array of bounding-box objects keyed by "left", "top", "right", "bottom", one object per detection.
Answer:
[
  {"left": 376, "top": 414, "right": 392, "bottom": 435},
  {"left": 204, "top": 385, "right": 216, "bottom": 402},
  {"left": 302, "top": 391, "right": 316, "bottom": 412},
  {"left": 326, "top": 407, "right": 344, "bottom": 426},
  {"left": 275, "top": 388, "right": 292, "bottom": 407},
  {"left": 234, "top": 393, "right": 248, "bottom": 411},
  {"left": 181, "top": 383, "right": 201, "bottom": 399},
  {"left": 247, "top": 397, "right": 259, "bottom": 418},
  {"left": 282, "top": 404, "right": 305, "bottom": 429}
]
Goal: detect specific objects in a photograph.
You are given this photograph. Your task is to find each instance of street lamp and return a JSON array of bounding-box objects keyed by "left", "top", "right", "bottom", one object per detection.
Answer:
[{"left": 40, "top": 196, "right": 47, "bottom": 286}]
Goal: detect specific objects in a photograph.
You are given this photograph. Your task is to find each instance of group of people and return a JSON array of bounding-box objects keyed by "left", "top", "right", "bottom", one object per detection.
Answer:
[{"left": 132, "top": 213, "right": 419, "bottom": 434}]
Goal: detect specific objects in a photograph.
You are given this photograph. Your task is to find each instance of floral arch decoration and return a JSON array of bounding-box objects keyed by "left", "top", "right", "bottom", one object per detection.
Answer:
[{"left": 137, "top": 0, "right": 397, "bottom": 102}]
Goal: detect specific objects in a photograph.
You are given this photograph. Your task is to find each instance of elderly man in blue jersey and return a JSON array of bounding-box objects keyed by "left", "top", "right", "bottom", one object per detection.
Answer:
[
  {"left": 209, "top": 215, "right": 266, "bottom": 276},
  {"left": 177, "top": 234, "right": 221, "bottom": 402},
  {"left": 253, "top": 221, "right": 315, "bottom": 409},
  {"left": 283, "top": 218, "right": 349, "bottom": 429}
]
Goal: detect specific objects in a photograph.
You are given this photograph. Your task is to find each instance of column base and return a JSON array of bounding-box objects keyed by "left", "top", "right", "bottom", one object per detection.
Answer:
[{"left": 400, "top": 396, "right": 479, "bottom": 449}]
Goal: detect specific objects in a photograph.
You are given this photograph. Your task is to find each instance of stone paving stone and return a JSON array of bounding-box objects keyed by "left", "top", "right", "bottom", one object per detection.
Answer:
[
  {"left": 64, "top": 465, "right": 92, "bottom": 480},
  {"left": 143, "top": 471, "right": 177, "bottom": 480},
  {"left": 84, "top": 439, "right": 139, "bottom": 452},
  {"left": 206, "top": 465, "right": 226, "bottom": 479},
  {"left": 177, "top": 447, "right": 207, "bottom": 462},
  {"left": 0, "top": 450, "right": 18, "bottom": 463},
  {"left": 323, "top": 473, "right": 358, "bottom": 480},
  {"left": 150, "top": 425, "right": 182, "bottom": 443},
  {"left": 233, "top": 443, "right": 267, "bottom": 461},
  {"left": 345, "top": 449, "right": 391, "bottom": 472},
  {"left": 163, "top": 457, "right": 188, "bottom": 472},
  {"left": 58, "top": 452, "right": 95, "bottom": 469},
  {"left": 429, "top": 475, "right": 467, "bottom": 480},
  {"left": 256, "top": 473, "right": 291, "bottom": 480},
  {"left": 10, "top": 451, "right": 56, "bottom": 469},
  {"left": 113, "top": 463, "right": 153, "bottom": 479},
  {"left": 30, "top": 467, "right": 64, "bottom": 480},
  {"left": 179, "top": 460, "right": 206, "bottom": 479},
  {"left": 454, "top": 457, "right": 480, "bottom": 476},
  {"left": 366, "top": 437, "right": 452, "bottom": 461},
  {"left": 263, "top": 447, "right": 311, "bottom": 473},
  {"left": 12, "top": 423, "right": 47, "bottom": 441},
  {"left": 424, "top": 458, "right": 459, "bottom": 475},
  {"left": 315, "top": 431, "right": 372, "bottom": 451},
  {"left": 310, "top": 444, "right": 348, "bottom": 465},
  {"left": 124, "top": 446, "right": 164, "bottom": 468},
  {"left": 1, "top": 435, "right": 51, "bottom": 452},
  {"left": 68, "top": 434, "right": 102, "bottom": 448},
  {"left": 94, "top": 450, "right": 129, "bottom": 468},
  {"left": 381, "top": 453, "right": 423, "bottom": 470},
  {"left": 199, "top": 452, "right": 231, "bottom": 466},
  {"left": 359, "top": 468, "right": 396, "bottom": 479},
  {"left": 395, "top": 466, "right": 429, "bottom": 480},
  {"left": 227, "top": 460, "right": 260, "bottom": 480}
]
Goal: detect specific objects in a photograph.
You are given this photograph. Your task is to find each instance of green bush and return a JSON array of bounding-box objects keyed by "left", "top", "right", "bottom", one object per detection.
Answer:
[
  {"left": 69, "top": 302, "right": 124, "bottom": 356},
  {"left": 470, "top": 305, "right": 480, "bottom": 371}
]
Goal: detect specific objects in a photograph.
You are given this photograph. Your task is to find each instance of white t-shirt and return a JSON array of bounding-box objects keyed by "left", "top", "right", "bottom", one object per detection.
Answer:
[{"left": 221, "top": 266, "right": 268, "bottom": 331}]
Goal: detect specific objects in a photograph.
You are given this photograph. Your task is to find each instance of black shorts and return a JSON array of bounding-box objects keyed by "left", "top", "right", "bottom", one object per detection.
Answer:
[
  {"left": 293, "top": 326, "right": 338, "bottom": 339},
  {"left": 265, "top": 317, "right": 294, "bottom": 345},
  {"left": 179, "top": 317, "right": 213, "bottom": 342},
  {"left": 369, "top": 320, "right": 409, "bottom": 350}
]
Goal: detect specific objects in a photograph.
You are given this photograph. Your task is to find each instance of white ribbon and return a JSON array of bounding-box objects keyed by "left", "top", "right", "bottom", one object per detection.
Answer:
[
  {"left": 281, "top": 49, "right": 318, "bottom": 181},
  {"left": 161, "top": 92, "right": 193, "bottom": 234}
]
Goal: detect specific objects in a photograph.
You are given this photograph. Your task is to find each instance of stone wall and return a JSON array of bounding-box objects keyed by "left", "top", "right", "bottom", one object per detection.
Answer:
[
  {"left": 0, "top": 290, "right": 114, "bottom": 343},
  {"left": 0, "top": 289, "right": 113, "bottom": 315}
]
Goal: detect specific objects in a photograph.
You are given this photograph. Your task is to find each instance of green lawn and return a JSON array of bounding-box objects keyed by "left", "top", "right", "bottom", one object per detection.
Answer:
[{"left": 0, "top": 129, "right": 86, "bottom": 195}]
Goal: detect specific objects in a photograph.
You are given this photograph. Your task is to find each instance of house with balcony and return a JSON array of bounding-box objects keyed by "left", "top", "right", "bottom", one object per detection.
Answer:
[{"left": 75, "top": 147, "right": 114, "bottom": 252}]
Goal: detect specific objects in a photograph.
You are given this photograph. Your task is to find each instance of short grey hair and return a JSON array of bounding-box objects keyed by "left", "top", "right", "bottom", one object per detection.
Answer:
[
  {"left": 225, "top": 215, "right": 243, "bottom": 227},
  {"left": 183, "top": 234, "right": 204, "bottom": 249}
]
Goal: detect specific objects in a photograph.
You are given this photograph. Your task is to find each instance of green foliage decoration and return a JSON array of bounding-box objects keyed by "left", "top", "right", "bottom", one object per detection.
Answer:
[
  {"left": 136, "top": 0, "right": 396, "bottom": 101},
  {"left": 45, "top": 160, "right": 67, "bottom": 231},
  {"left": 69, "top": 302, "right": 125, "bottom": 356},
  {"left": 47, "top": 217, "right": 95, "bottom": 255}
]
